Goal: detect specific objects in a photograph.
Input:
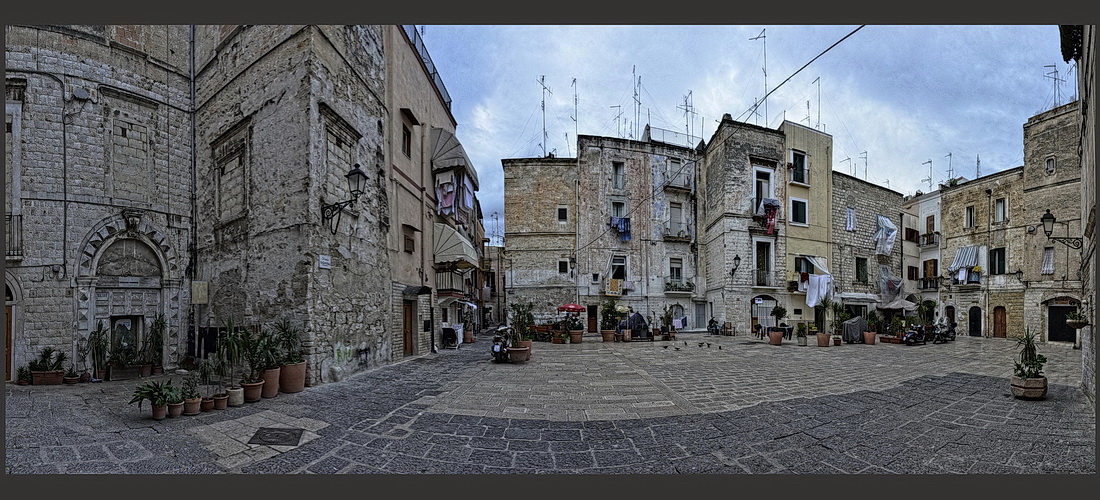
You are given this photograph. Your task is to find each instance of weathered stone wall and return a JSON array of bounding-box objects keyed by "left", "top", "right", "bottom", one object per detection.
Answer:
[
  {"left": 1076, "top": 25, "right": 1096, "bottom": 403},
  {"left": 831, "top": 171, "right": 903, "bottom": 301},
  {"left": 194, "top": 25, "right": 390, "bottom": 385},
  {"left": 5, "top": 25, "right": 193, "bottom": 377}
]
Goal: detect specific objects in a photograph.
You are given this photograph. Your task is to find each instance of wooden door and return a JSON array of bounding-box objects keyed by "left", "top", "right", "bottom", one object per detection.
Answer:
[
  {"left": 5, "top": 305, "right": 11, "bottom": 384},
  {"left": 587, "top": 306, "right": 597, "bottom": 332},
  {"left": 993, "top": 307, "right": 1006, "bottom": 338},
  {"left": 402, "top": 301, "right": 415, "bottom": 356},
  {"left": 968, "top": 306, "right": 982, "bottom": 336}
]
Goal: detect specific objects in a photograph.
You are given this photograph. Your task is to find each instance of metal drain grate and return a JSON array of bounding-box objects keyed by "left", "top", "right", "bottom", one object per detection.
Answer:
[{"left": 248, "top": 427, "right": 305, "bottom": 447}]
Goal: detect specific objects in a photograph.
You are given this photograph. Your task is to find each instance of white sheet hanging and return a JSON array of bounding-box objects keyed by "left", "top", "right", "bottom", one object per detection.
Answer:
[{"left": 803, "top": 255, "right": 830, "bottom": 275}]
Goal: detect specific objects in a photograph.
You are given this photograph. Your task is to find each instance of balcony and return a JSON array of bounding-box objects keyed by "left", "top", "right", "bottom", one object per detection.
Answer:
[
  {"left": 949, "top": 271, "right": 982, "bottom": 287},
  {"left": 919, "top": 233, "right": 940, "bottom": 247},
  {"left": 751, "top": 269, "right": 784, "bottom": 288},
  {"left": 6, "top": 214, "right": 22, "bottom": 258},
  {"left": 919, "top": 277, "right": 941, "bottom": 290},
  {"left": 664, "top": 172, "right": 691, "bottom": 192},
  {"left": 788, "top": 165, "right": 810, "bottom": 185},
  {"left": 662, "top": 222, "right": 690, "bottom": 241},
  {"left": 664, "top": 278, "right": 694, "bottom": 295}
]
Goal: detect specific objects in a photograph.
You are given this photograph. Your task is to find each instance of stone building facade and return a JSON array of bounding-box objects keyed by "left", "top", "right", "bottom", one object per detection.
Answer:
[
  {"left": 5, "top": 25, "right": 484, "bottom": 385},
  {"left": 1059, "top": 24, "right": 1094, "bottom": 403},
  {"left": 830, "top": 172, "right": 904, "bottom": 320},
  {"left": 6, "top": 25, "right": 194, "bottom": 381},
  {"left": 904, "top": 190, "right": 944, "bottom": 321}
]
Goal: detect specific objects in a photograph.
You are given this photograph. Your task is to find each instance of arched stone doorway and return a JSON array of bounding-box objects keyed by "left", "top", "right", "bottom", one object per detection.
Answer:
[
  {"left": 751, "top": 294, "right": 778, "bottom": 336},
  {"left": 75, "top": 210, "right": 183, "bottom": 368},
  {"left": 944, "top": 305, "right": 956, "bottom": 326},
  {"left": 4, "top": 279, "right": 19, "bottom": 382}
]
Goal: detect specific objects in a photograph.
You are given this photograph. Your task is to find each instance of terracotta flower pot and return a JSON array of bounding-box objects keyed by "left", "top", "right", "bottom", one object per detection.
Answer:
[
  {"left": 816, "top": 333, "right": 830, "bottom": 347},
  {"left": 31, "top": 370, "right": 64, "bottom": 385},
  {"left": 601, "top": 330, "right": 616, "bottom": 342},
  {"left": 833, "top": 337, "right": 842, "bottom": 346},
  {"left": 261, "top": 368, "right": 281, "bottom": 398},
  {"left": 140, "top": 364, "right": 152, "bottom": 377},
  {"left": 569, "top": 330, "right": 584, "bottom": 343},
  {"left": 63, "top": 376, "right": 79, "bottom": 384},
  {"left": 167, "top": 402, "right": 184, "bottom": 418},
  {"left": 200, "top": 397, "right": 215, "bottom": 412},
  {"left": 183, "top": 397, "right": 202, "bottom": 415},
  {"left": 863, "top": 331, "right": 877, "bottom": 345},
  {"left": 213, "top": 393, "right": 229, "bottom": 410},
  {"left": 768, "top": 329, "right": 783, "bottom": 345},
  {"left": 279, "top": 361, "right": 307, "bottom": 394},
  {"left": 507, "top": 346, "right": 529, "bottom": 363},
  {"left": 518, "top": 340, "right": 533, "bottom": 360},
  {"left": 241, "top": 380, "right": 265, "bottom": 403},
  {"left": 151, "top": 404, "right": 168, "bottom": 421}
]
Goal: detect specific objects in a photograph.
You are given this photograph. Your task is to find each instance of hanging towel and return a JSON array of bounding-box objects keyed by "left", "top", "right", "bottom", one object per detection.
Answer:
[
  {"left": 957, "top": 268, "right": 968, "bottom": 282},
  {"left": 800, "top": 272, "right": 809, "bottom": 283},
  {"left": 846, "top": 207, "right": 856, "bottom": 231},
  {"left": 806, "top": 274, "right": 822, "bottom": 307}
]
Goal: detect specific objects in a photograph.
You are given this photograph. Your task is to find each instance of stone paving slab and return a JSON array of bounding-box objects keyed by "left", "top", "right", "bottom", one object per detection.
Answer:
[{"left": 5, "top": 331, "right": 1094, "bottom": 474}]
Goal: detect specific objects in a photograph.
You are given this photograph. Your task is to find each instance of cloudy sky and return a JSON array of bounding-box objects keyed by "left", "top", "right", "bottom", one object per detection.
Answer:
[{"left": 417, "top": 25, "right": 1075, "bottom": 244}]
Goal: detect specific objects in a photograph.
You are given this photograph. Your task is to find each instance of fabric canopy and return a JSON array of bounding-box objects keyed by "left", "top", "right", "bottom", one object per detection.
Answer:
[
  {"left": 877, "top": 298, "right": 917, "bottom": 311},
  {"left": 947, "top": 245, "right": 979, "bottom": 272},
  {"left": 429, "top": 127, "right": 479, "bottom": 189},
  {"left": 434, "top": 223, "right": 478, "bottom": 269}
]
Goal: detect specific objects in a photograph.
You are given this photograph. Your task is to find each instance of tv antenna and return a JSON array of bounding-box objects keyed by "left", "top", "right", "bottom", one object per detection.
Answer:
[
  {"left": 677, "top": 90, "right": 697, "bottom": 144},
  {"left": 750, "top": 98, "right": 762, "bottom": 126},
  {"left": 813, "top": 76, "right": 821, "bottom": 129},
  {"left": 944, "top": 152, "right": 954, "bottom": 180},
  {"left": 1044, "top": 64, "right": 1065, "bottom": 109},
  {"left": 611, "top": 105, "right": 623, "bottom": 138},
  {"left": 750, "top": 29, "right": 768, "bottom": 127},
  {"left": 840, "top": 156, "right": 852, "bottom": 175},
  {"left": 976, "top": 153, "right": 981, "bottom": 178},
  {"left": 538, "top": 75, "right": 553, "bottom": 157},
  {"left": 922, "top": 159, "right": 933, "bottom": 192},
  {"left": 570, "top": 78, "right": 578, "bottom": 151},
  {"left": 803, "top": 100, "right": 811, "bottom": 126},
  {"left": 859, "top": 151, "right": 868, "bottom": 179},
  {"left": 632, "top": 66, "right": 642, "bottom": 140}
]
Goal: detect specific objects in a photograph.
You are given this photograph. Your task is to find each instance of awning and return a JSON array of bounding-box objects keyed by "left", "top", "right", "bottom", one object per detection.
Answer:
[
  {"left": 877, "top": 298, "right": 917, "bottom": 311},
  {"left": 947, "top": 245, "right": 979, "bottom": 272},
  {"left": 836, "top": 292, "right": 879, "bottom": 303},
  {"left": 434, "top": 223, "right": 478, "bottom": 269},
  {"left": 403, "top": 285, "right": 432, "bottom": 295},
  {"left": 429, "top": 128, "right": 479, "bottom": 189}
]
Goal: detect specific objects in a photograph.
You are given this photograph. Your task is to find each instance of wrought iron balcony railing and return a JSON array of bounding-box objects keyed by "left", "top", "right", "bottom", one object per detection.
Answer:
[{"left": 6, "top": 213, "right": 22, "bottom": 257}]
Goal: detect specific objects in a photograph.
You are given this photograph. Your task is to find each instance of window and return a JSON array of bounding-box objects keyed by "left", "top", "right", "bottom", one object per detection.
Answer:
[
  {"left": 611, "top": 256, "right": 626, "bottom": 279},
  {"left": 669, "top": 202, "right": 684, "bottom": 233},
  {"left": 668, "top": 158, "right": 685, "bottom": 186},
  {"left": 989, "top": 248, "right": 1006, "bottom": 275},
  {"left": 558, "top": 260, "right": 569, "bottom": 274},
  {"left": 754, "top": 168, "right": 772, "bottom": 213},
  {"left": 925, "top": 215, "right": 935, "bottom": 234},
  {"left": 855, "top": 257, "right": 868, "bottom": 283},
  {"left": 964, "top": 206, "right": 975, "bottom": 228},
  {"left": 994, "top": 198, "right": 1006, "bottom": 222},
  {"left": 907, "top": 266, "right": 919, "bottom": 281},
  {"left": 212, "top": 121, "right": 250, "bottom": 222},
  {"left": 790, "top": 198, "right": 807, "bottom": 225},
  {"left": 923, "top": 259, "right": 938, "bottom": 278},
  {"left": 401, "top": 124, "right": 412, "bottom": 157},
  {"left": 404, "top": 235, "right": 415, "bottom": 253},
  {"left": 611, "top": 201, "right": 626, "bottom": 218},
  {"left": 591, "top": 273, "right": 600, "bottom": 284},
  {"left": 904, "top": 227, "right": 920, "bottom": 242},
  {"left": 794, "top": 257, "right": 815, "bottom": 274},
  {"left": 557, "top": 206, "right": 568, "bottom": 222},
  {"left": 612, "top": 161, "right": 625, "bottom": 189},
  {"left": 670, "top": 258, "right": 683, "bottom": 281},
  {"left": 1046, "top": 156, "right": 1055, "bottom": 174},
  {"left": 791, "top": 150, "right": 807, "bottom": 184},
  {"left": 1041, "top": 247, "right": 1054, "bottom": 275}
]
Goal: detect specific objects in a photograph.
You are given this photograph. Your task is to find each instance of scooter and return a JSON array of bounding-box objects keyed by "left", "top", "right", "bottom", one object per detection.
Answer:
[
  {"left": 903, "top": 325, "right": 927, "bottom": 345},
  {"left": 490, "top": 334, "right": 510, "bottom": 363}
]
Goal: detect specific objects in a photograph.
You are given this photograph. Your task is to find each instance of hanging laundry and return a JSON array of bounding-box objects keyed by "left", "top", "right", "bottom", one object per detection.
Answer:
[
  {"left": 765, "top": 206, "right": 778, "bottom": 234},
  {"left": 800, "top": 272, "right": 809, "bottom": 283},
  {"left": 846, "top": 207, "right": 856, "bottom": 231}
]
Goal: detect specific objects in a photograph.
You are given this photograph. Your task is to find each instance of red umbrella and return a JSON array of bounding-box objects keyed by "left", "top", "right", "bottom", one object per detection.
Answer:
[{"left": 557, "top": 303, "right": 586, "bottom": 312}]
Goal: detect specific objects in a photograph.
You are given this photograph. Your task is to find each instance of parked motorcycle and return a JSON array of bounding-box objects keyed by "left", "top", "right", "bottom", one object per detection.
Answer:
[
  {"left": 490, "top": 334, "right": 510, "bottom": 363},
  {"left": 930, "top": 322, "right": 956, "bottom": 343}
]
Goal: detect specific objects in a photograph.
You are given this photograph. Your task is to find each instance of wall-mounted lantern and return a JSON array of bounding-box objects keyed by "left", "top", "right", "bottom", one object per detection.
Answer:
[
  {"left": 1040, "top": 209, "right": 1082, "bottom": 249},
  {"left": 320, "top": 164, "right": 370, "bottom": 235}
]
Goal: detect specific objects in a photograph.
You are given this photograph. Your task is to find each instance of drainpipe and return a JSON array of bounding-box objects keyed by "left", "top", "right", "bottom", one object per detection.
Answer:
[{"left": 189, "top": 24, "right": 199, "bottom": 357}]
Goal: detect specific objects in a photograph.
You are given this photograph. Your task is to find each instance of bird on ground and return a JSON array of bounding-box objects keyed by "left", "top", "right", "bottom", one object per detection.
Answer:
[
  {"left": 662, "top": 345, "right": 669, "bottom": 349},
  {"left": 707, "top": 343, "right": 711, "bottom": 348},
  {"left": 684, "top": 341, "right": 688, "bottom": 346},
  {"left": 718, "top": 345, "right": 722, "bottom": 350},
  {"left": 698, "top": 342, "right": 704, "bottom": 348},
  {"left": 674, "top": 347, "right": 681, "bottom": 351}
]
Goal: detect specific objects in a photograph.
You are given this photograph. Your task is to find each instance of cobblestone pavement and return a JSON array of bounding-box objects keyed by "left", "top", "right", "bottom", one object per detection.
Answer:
[{"left": 5, "top": 331, "right": 1094, "bottom": 474}]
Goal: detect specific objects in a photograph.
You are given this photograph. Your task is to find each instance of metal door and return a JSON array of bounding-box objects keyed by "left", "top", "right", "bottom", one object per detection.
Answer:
[
  {"left": 993, "top": 306, "right": 1006, "bottom": 338},
  {"left": 968, "top": 306, "right": 982, "bottom": 336},
  {"left": 1048, "top": 306, "right": 1076, "bottom": 342}
]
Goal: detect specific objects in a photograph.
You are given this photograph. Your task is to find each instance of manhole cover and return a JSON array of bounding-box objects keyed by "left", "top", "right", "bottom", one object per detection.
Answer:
[{"left": 248, "top": 427, "right": 305, "bottom": 447}]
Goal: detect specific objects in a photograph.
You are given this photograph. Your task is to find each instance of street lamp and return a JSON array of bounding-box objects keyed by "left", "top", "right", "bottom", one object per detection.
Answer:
[
  {"left": 1040, "top": 209, "right": 1082, "bottom": 249},
  {"left": 730, "top": 254, "right": 741, "bottom": 277},
  {"left": 321, "top": 164, "right": 370, "bottom": 234}
]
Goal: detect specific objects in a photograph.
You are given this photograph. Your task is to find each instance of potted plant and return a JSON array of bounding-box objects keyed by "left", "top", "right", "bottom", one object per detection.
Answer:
[
  {"left": 129, "top": 379, "right": 175, "bottom": 420},
  {"left": 181, "top": 373, "right": 203, "bottom": 415},
  {"left": 217, "top": 320, "right": 247, "bottom": 407},
  {"left": 17, "top": 365, "right": 32, "bottom": 386},
  {"left": 275, "top": 320, "right": 308, "bottom": 394},
  {"left": 252, "top": 326, "right": 282, "bottom": 399},
  {"left": 864, "top": 309, "right": 880, "bottom": 345},
  {"left": 29, "top": 347, "right": 66, "bottom": 385},
  {"left": 1010, "top": 328, "right": 1048, "bottom": 399},
  {"left": 1066, "top": 310, "right": 1088, "bottom": 329},
  {"left": 239, "top": 325, "right": 273, "bottom": 403},
  {"left": 508, "top": 302, "right": 535, "bottom": 360},
  {"left": 199, "top": 356, "right": 229, "bottom": 410},
  {"left": 566, "top": 314, "right": 584, "bottom": 343},
  {"left": 796, "top": 323, "right": 808, "bottom": 346},
  {"left": 88, "top": 320, "right": 111, "bottom": 381},
  {"left": 599, "top": 298, "right": 621, "bottom": 342},
  {"left": 768, "top": 305, "right": 787, "bottom": 345},
  {"left": 147, "top": 314, "right": 166, "bottom": 375},
  {"left": 814, "top": 299, "right": 832, "bottom": 346},
  {"left": 165, "top": 383, "right": 185, "bottom": 418},
  {"left": 63, "top": 364, "right": 80, "bottom": 384}
]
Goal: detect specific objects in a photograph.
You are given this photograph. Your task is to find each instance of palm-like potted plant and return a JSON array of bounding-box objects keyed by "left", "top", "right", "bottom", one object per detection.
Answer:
[
  {"left": 88, "top": 320, "right": 110, "bottom": 381},
  {"left": 508, "top": 302, "right": 534, "bottom": 361},
  {"left": 17, "top": 365, "right": 32, "bottom": 386},
  {"left": 768, "top": 305, "right": 787, "bottom": 345},
  {"left": 29, "top": 347, "right": 67, "bottom": 385},
  {"left": 129, "top": 379, "right": 176, "bottom": 420},
  {"left": 198, "top": 356, "right": 229, "bottom": 410},
  {"left": 257, "top": 326, "right": 283, "bottom": 398},
  {"left": 217, "top": 319, "right": 247, "bottom": 407},
  {"left": 1010, "top": 328, "right": 1048, "bottom": 399},
  {"left": 63, "top": 364, "right": 80, "bottom": 384},
  {"left": 181, "top": 373, "right": 203, "bottom": 415},
  {"left": 147, "top": 314, "right": 166, "bottom": 375},
  {"left": 1065, "top": 309, "right": 1088, "bottom": 329},
  {"left": 864, "top": 309, "right": 880, "bottom": 345},
  {"left": 275, "top": 320, "right": 308, "bottom": 394},
  {"left": 239, "top": 326, "right": 273, "bottom": 403},
  {"left": 814, "top": 300, "right": 831, "bottom": 347},
  {"left": 165, "top": 382, "right": 185, "bottom": 418}
]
